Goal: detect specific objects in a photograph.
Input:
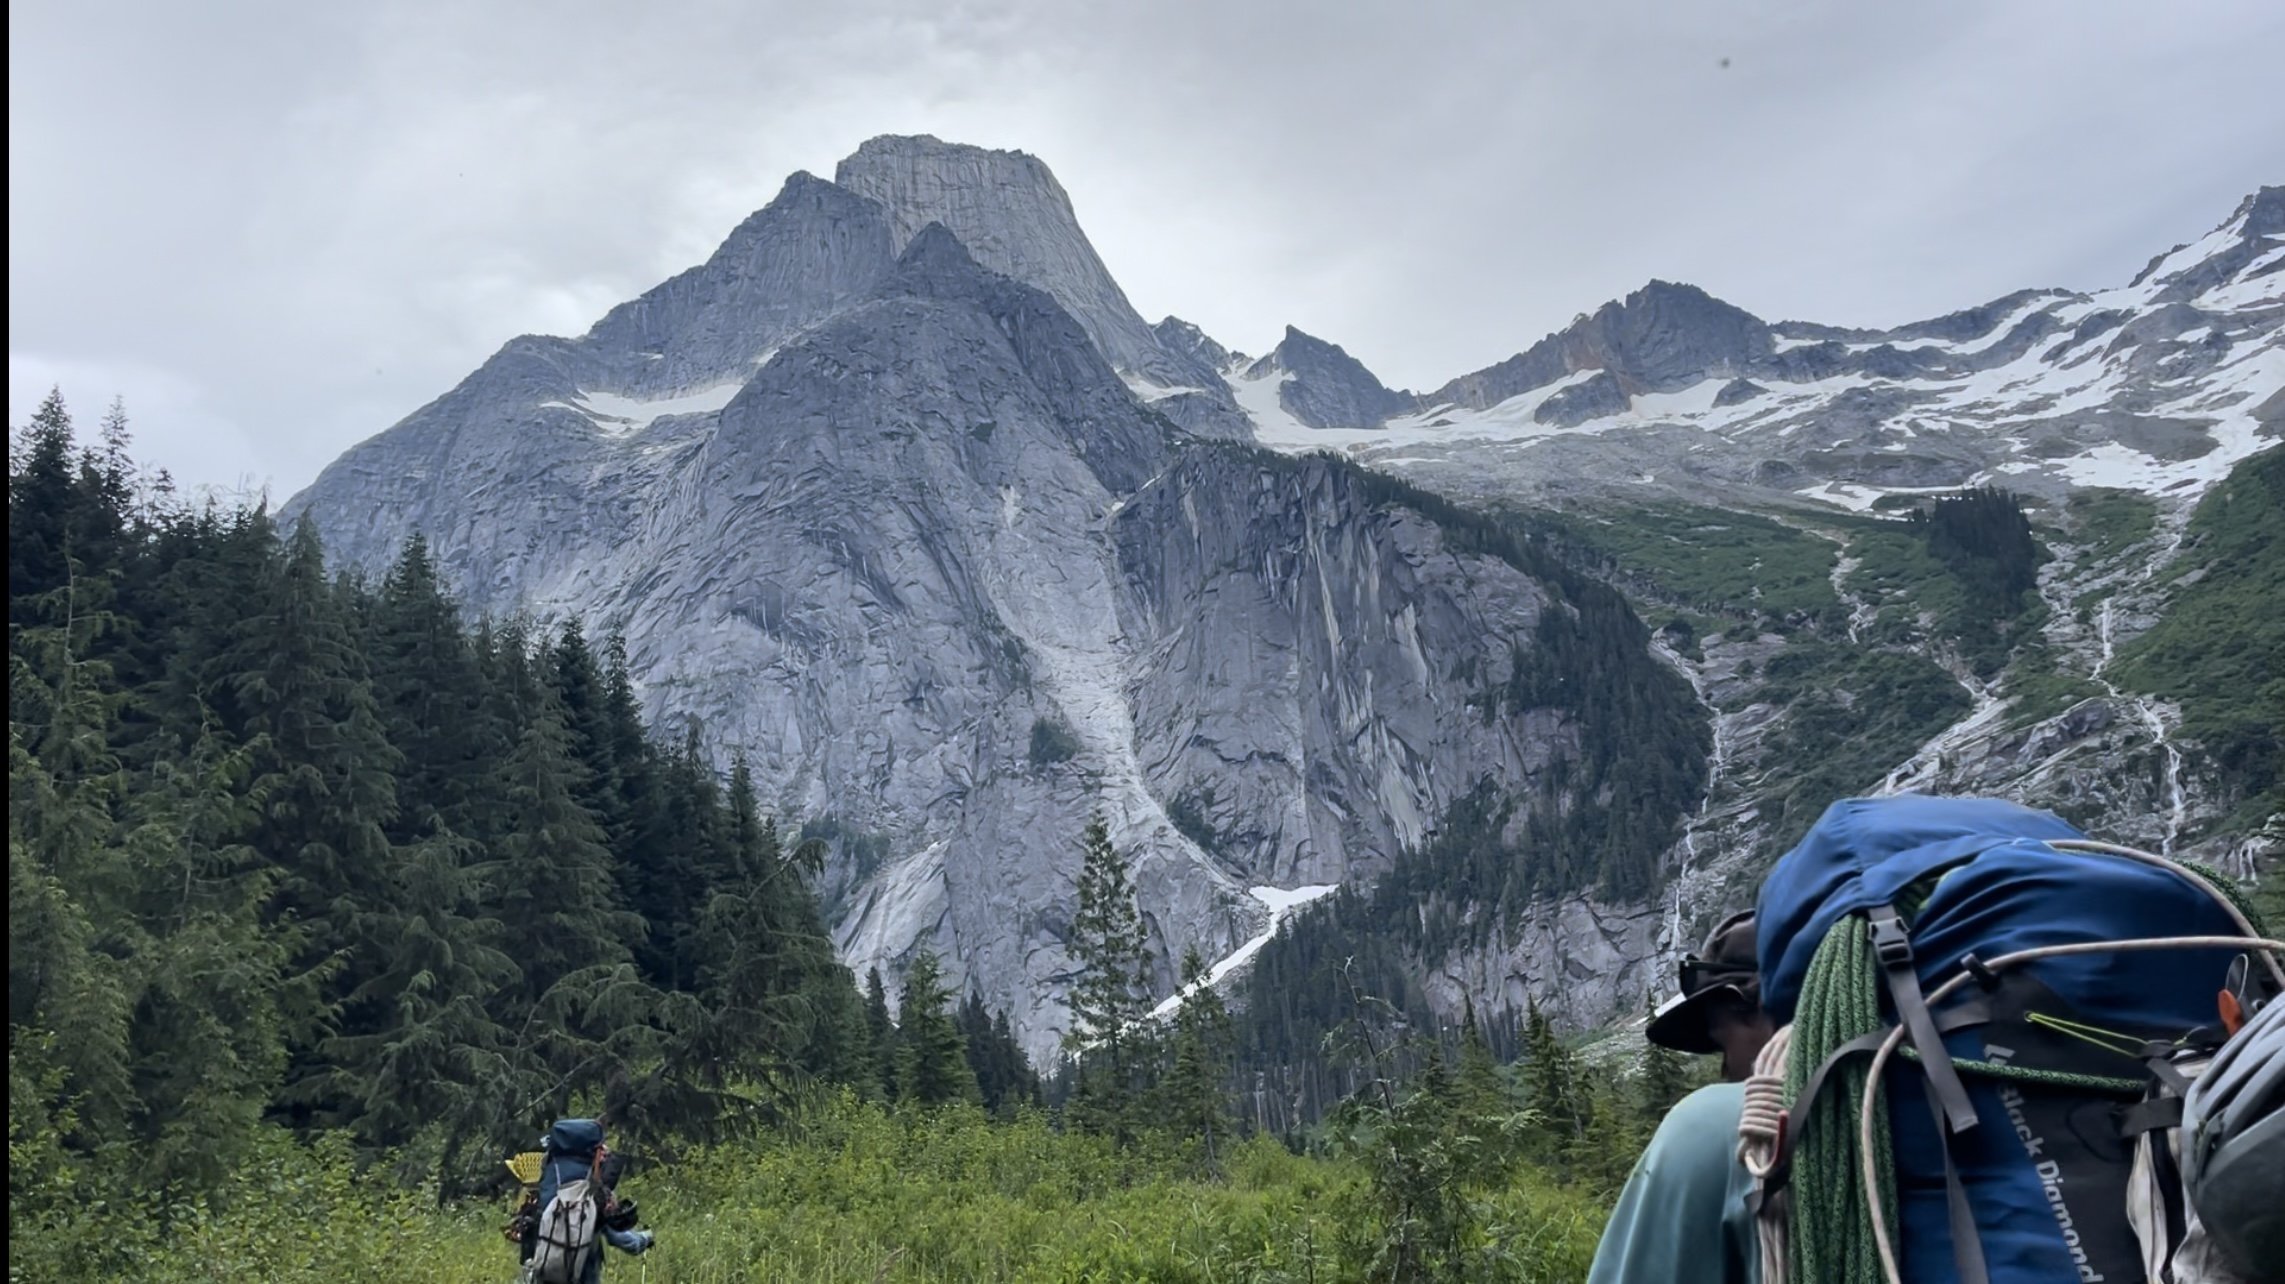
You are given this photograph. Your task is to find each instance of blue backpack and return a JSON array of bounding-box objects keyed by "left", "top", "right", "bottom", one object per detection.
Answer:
[{"left": 1738, "top": 796, "right": 2282, "bottom": 1284}]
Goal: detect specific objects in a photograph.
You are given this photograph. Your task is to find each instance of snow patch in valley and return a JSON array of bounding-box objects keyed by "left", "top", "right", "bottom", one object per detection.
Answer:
[
  {"left": 1795, "top": 481, "right": 1963, "bottom": 512},
  {"left": 1226, "top": 368, "right": 1324, "bottom": 446},
  {"left": 1146, "top": 884, "right": 1339, "bottom": 1020},
  {"left": 544, "top": 383, "right": 745, "bottom": 434}
]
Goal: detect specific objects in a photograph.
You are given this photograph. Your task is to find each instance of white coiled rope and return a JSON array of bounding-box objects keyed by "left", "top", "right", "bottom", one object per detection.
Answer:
[{"left": 1738, "top": 1022, "right": 1795, "bottom": 1284}]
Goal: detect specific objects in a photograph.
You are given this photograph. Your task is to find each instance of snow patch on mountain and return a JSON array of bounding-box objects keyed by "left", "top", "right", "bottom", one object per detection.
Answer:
[
  {"left": 543, "top": 383, "right": 745, "bottom": 434},
  {"left": 1227, "top": 367, "right": 1316, "bottom": 445}
]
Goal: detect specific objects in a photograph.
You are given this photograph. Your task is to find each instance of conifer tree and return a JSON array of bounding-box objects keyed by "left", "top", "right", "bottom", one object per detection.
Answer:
[
  {"left": 113, "top": 731, "right": 304, "bottom": 1186},
  {"left": 992, "top": 1010, "right": 1041, "bottom": 1110},
  {"left": 959, "top": 992, "right": 1040, "bottom": 1116},
  {"left": 1635, "top": 1016, "right": 1691, "bottom": 1135},
  {"left": 549, "top": 619, "right": 625, "bottom": 841},
  {"left": 1163, "top": 946, "right": 1235, "bottom": 1169},
  {"left": 674, "top": 762, "right": 839, "bottom": 1102},
  {"left": 863, "top": 966, "right": 898, "bottom": 1102},
  {"left": 1454, "top": 996, "right": 1506, "bottom": 1118},
  {"left": 895, "top": 951, "right": 980, "bottom": 1106},
  {"left": 9, "top": 572, "right": 139, "bottom": 1143},
  {"left": 9, "top": 390, "right": 84, "bottom": 622},
  {"left": 490, "top": 677, "right": 643, "bottom": 1005},
  {"left": 369, "top": 536, "right": 490, "bottom": 836},
  {"left": 1521, "top": 999, "right": 1587, "bottom": 1171},
  {"left": 227, "top": 518, "right": 404, "bottom": 1052},
  {"left": 1063, "top": 815, "right": 1153, "bottom": 1134}
]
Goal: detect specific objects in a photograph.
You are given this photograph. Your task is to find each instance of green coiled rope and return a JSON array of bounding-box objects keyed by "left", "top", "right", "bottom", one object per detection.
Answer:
[
  {"left": 1785, "top": 915, "right": 1896, "bottom": 1284},
  {"left": 1780, "top": 857, "right": 2268, "bottom": 1284}
]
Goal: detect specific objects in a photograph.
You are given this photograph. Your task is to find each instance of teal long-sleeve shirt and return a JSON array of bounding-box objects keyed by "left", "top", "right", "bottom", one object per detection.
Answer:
[{"left": 1588, "top": 1081, "right": 1760, "bottom": 1284}]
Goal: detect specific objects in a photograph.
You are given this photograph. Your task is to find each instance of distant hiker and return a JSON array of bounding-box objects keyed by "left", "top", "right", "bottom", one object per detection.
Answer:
[
  {"left": 519, "top": 1118, "right": 653, "bottom": 1284},
  {"left": 1589, "top": 908, "right": 1771, "bottom": 1284}
]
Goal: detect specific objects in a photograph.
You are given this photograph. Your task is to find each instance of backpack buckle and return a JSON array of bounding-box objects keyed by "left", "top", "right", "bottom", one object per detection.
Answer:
[{"left": 1868, "top": 912, "right": 1915, "bottom": 968}]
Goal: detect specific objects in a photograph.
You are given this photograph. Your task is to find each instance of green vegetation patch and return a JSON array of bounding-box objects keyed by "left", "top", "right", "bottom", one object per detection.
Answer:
[
  {"left": 1845, "top": 488, "right": 2047, "bottom": 679},
  {"left": 1531, "top": 502, "right": 1842, "bottom": 626},
  {"left": 10, "top": 1097, "right": 1612, "bottom": 1284},
  {"left": 2062, "top": 488, "right": 2160, "bottom": 565},
  {"left": 2001, "top": 640, "right": 2104, "bottom": 729},
  {"left": 2114, "top": 446, "right": 2285, "bottom": 830},
  {"left": 1752, "top": 642, "right": 1974, "bottom": 850}
]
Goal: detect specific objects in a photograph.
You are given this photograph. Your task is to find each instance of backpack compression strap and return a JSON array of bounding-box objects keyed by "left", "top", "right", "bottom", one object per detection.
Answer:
[
  {"left": 1866, "top": 903, "right": 1990, "bottom": 1284},
  {"left": 1866, "top": 905, "right": 1980, "bottom": 1136}
]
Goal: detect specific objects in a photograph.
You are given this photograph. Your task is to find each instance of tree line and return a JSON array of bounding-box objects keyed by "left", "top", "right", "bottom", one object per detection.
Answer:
[{"left": 8, "top": 391, "right": 1033, "bottom": 1203}]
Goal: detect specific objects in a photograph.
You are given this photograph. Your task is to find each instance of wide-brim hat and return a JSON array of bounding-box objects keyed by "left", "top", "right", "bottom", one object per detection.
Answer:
[{"left": 1646, "top": 910, "right": 1760, "bottom": 1055}]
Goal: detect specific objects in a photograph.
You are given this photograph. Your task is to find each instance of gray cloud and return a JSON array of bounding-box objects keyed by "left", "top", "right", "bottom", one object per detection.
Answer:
[{"left": 11, "top": 0, "right": 2282, "bottom": 497}]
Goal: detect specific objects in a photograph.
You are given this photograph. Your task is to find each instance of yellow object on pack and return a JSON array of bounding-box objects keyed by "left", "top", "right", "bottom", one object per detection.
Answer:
[{"left": 505, "top": 1151, "right": 543, "bottom": 1186}]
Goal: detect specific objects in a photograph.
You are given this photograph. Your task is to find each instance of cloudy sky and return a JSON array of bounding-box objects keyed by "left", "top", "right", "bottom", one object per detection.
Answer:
[{"left": 11, "top": 0, "right": 2282, "bottom": 498}]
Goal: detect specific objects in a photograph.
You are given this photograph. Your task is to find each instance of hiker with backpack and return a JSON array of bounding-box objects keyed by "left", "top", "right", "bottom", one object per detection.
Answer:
[
  {"left": 1592, "top": 795, "right": 2284, "bottom": 1284},
  {"left": 519, "top": 1119, "right": 654, "bottom": 1284},
  {"left": 1733, "top": 795, "right": 2281, "bottom": 1284},
  {"left": 1588, "top": 908, "right": 1776, "bottom": 1283}
]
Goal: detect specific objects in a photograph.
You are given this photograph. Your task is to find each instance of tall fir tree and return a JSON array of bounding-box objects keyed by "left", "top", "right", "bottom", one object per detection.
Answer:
[
  {"left": 1162, "top": 946, "right": 1235, "bottom": 1169},
  {"left": 1521, "top": 999, "right": 1588, "bottom": 1173},
  {"left": 1633, "top": 1002, "right": 1692, "bottom": 1139},
  {"left": 488, "top": 675, "right": 643, "bottom": 1006},
  {"left": 369, "top": 536, "right": 491, "bottom": 837},
  {"left": 863, "top": 966, "right": 899, "bottom": 1102},
  {"left": 1063, "top": 815, "right": 1154, "bottom": 1136},
  {"left": 1454, "top": 996, "right": 1506, "bottom": 1119},
  {"left": 895, "top": 951, "right": 980, "bottom": 1107},
  {"left": 224, "top": 518, "right": 404, "bottom": 1114}
]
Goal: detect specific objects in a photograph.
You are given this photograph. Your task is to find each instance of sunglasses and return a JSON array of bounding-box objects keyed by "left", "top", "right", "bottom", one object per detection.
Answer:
[{"left": 1678, "top": 954, "right": 1755, "bottom": 997}]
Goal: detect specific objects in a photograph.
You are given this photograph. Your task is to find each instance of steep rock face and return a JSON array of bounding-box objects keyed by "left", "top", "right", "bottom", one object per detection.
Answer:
[
  {"left": 835, "top": 137, "right": 1216, "bottom": 392},
  {"left": 1153, "top": 316, "right": 1233, "bottom": 372},
  {"left": 286, "top": 170, "right": 908, "bottom": 613},
  {"left": 583, "top": 173, "right": 898, "bottom": 395},
  {"left": 1114, "top": 449, "right": 1569, "bottom": 890},
  {"left": 287, "top": 192, "right": 1640, "bottom": 1061}
]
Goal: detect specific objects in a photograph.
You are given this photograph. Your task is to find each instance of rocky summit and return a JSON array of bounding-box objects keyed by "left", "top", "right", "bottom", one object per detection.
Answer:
[{"left": 287, "top": 137, "right": 2283, "bottom": 1060}]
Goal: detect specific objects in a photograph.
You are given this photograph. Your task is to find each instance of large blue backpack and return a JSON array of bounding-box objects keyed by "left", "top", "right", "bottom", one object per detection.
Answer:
[{"left": 1739, "top": 796, "right": 2282, "bottom": 1284}]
